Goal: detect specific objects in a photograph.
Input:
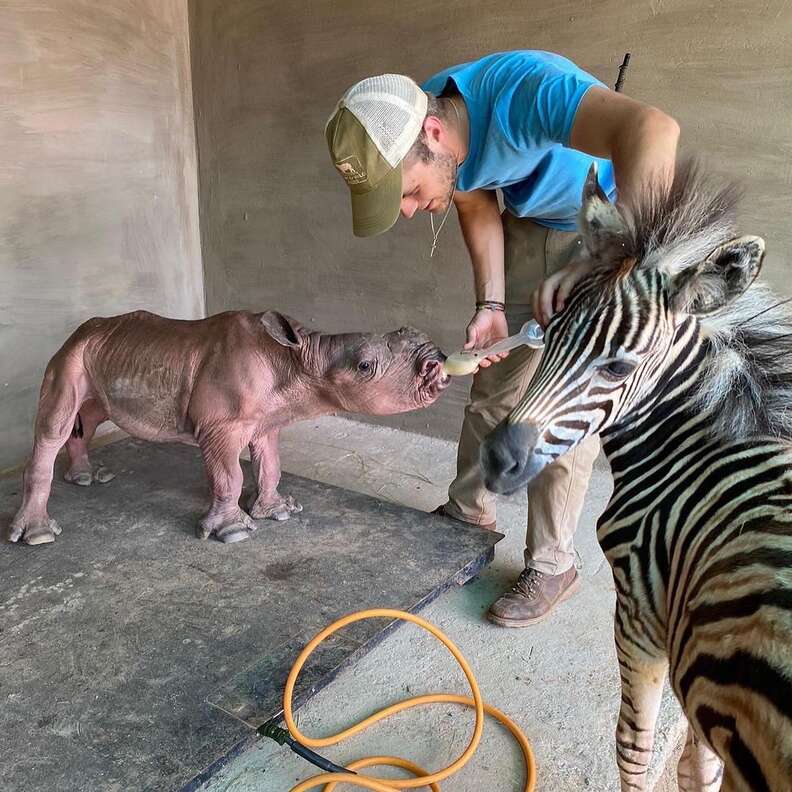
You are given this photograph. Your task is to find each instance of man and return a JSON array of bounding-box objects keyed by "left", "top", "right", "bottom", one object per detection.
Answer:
[{"left": 325, "top": 51, "right": 679, "bottom": 627}]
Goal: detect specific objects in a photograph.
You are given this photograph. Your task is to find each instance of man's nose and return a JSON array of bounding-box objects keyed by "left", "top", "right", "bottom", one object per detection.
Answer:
[{"left": 400, "top": 198, "right": 418, "bottom": 219}]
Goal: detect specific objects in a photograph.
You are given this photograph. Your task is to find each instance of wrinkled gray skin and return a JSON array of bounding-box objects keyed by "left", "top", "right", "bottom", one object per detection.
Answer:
[{"left": 9, "top": 310, "right": 449, "bottom": 545}]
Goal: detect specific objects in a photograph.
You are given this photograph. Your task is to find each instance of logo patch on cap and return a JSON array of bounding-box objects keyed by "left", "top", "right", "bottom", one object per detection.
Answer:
[{"left": 335, "top": 156, "right": 367, "bottom": 185}]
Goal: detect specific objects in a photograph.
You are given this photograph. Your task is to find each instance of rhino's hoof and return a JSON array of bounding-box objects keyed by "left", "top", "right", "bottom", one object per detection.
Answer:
[
  {"left": 9, "top": 517, "right": 60, "bottom": 545},
  {"left": 65, "top": 470, "right": 93, "bottom": 487},
  {"left": 95, "top": 467, "right": 115, "bottom": 484},
  {"left": 198, "top": 509, "right": 256, "bottom": 543},
  {"left": 65, "top": 466, "right": 116, "bottom": 487},
  {"left": 249, "top": 495, "right": 303, "bottom": 521},
  {"left": 216, "top": 524, "right": 251, "bottom": 543},
  {"left": 25, "top": 529, "right": 57, "bottom": 546}
]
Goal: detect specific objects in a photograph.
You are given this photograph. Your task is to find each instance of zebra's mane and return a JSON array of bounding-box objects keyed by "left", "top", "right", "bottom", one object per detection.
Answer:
[
  {"left": 620, "top": 159, "right": 792, "bottom": 442},
  {"left": 623, "top": 158, "right": 743, "bottom": 278}
]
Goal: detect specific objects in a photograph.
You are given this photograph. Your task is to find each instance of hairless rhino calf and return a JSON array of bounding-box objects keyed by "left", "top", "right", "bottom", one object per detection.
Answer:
[{"left": 9, "top": 309, "right": 449, "bottom": 545}]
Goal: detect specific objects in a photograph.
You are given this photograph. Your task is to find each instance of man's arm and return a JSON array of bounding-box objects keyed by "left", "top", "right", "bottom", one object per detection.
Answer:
[
  {"left": 534, "top": 86, "right": 680, "bottom": 325},
  {"left": 454, "top": 188, "right": 509, "bottom": 366},
  {"left": 570, "top": 86, "right": 680, "bottom": 203}
]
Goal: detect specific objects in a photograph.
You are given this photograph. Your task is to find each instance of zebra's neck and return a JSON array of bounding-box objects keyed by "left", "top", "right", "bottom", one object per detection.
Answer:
[{"left": 600, "top": 318, "right": 714, "bottom": 490}]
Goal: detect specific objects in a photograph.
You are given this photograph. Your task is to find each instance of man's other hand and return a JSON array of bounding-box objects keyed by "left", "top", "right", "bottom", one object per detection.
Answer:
[{"left": 532, "top": 260, "right": 595, "bottom": 328}]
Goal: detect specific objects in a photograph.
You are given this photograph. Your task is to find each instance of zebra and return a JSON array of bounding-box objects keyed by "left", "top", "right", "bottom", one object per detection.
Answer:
[{"left": 480, "top": 160, "right": 792, "bottom": 792}]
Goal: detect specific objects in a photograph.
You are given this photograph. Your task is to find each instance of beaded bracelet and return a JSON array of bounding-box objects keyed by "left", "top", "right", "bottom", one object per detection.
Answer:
[{"left": 475, "top": 300, "right": 506, "bottom": 312}]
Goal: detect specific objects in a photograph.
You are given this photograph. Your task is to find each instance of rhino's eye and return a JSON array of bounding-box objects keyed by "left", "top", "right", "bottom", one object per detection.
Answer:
[{"left": 357, "top": 360, "right": 373, "bottom": 373}]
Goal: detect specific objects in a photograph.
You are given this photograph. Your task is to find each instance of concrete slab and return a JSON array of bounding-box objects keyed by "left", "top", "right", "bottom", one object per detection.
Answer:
[
  {"left": 0, "top": 438, "right": 499, "bottom": 792},
  {"left": 194, "top": 416, "right": 685, "bottom": 792}
]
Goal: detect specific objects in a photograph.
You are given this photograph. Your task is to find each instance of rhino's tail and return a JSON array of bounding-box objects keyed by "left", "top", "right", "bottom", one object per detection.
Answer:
[{"left": 72, "top": 413, "right": 84, "bottom": 439}]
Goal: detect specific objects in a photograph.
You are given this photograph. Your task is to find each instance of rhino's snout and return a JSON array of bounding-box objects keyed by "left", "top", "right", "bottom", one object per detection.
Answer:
[
  {"left": 418, "top": 351, "right": 450, "bottom": 395},
  {"left": 420, "top": 358, "right": 442, "bottom": 378},
  {"left": 383, "top": 328, "right": 449, "bottom": 401}
]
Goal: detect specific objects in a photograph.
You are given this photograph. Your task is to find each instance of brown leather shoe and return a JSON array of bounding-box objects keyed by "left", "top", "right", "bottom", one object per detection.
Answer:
[
  {"left": 488, "top": 566, "right": 580, "bottom": 628},
  {"left": 431, "top": 504, "right": 497, "bottom": 531}
]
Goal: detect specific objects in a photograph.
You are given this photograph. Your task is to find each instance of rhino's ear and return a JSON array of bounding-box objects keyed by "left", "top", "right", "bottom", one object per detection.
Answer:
[
  {"left": 668, "top": 235, "right": 765, "bottom": 316},
  {"left": 259, "top": 311, "right": 306, "bottom": 348},
  {"left": 579, "top": 163, "right": 629, "bottom": 262}
]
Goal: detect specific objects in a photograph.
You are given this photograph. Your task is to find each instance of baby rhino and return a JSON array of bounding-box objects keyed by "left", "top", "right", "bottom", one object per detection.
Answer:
[{"left": 10, "top": 309, "right": 449, "bottom": 545}]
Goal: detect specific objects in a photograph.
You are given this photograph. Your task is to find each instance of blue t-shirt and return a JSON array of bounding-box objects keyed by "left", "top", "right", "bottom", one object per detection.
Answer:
[{"left": 421, "top": 51, "right": 616, "bottom": 231}]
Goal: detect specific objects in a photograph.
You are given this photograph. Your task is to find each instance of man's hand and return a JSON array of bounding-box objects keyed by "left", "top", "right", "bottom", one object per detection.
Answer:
[
  {"left": 464, "top": 309, "right": 509, "bottom": 368},
  {"left": 532, "top": 260, "right": 595, "bottom": 328}
]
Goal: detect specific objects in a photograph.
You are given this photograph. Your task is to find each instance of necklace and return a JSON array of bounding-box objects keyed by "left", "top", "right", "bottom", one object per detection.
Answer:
[{"left": 429, "top": 97, "right": 462, "bottom": 258}]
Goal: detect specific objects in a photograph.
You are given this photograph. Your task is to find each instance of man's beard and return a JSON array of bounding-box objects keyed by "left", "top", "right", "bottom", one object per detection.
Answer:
[
  {"left": 428, "top": 152, "right": 459, "bottom": 258},
  {"left": 433, "top": 151, "right": 458, "bottom": 212}
]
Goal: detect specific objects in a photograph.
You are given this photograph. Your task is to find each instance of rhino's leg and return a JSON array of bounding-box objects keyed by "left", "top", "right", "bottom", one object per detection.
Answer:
[
  {"left": 64, "top": 399, "right": 114, "bottom": 486},
  {"left": 196, "top": 429, "right": 255, "bottom": 543},
  {"left": 247, "top": 431, "right": 303, "bottom": 521},
  {"left": 10, "top": 377, "right": 83, "bottom": 545}
]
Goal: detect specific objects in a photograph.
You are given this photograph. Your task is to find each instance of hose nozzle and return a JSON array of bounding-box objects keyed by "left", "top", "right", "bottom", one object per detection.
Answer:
[
  {"left": 258, "top": 720, "right": 355, "bottom": 775},
  {"left": 258, "top": 720, "right": 289, "bottom": 745}
]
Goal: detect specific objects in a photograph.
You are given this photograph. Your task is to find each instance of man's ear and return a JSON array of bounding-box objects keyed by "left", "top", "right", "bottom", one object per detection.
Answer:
[
  {"left": 258, "top": 311, "right": 306, "bottom": 348},
  {"left": 422, "top": 115, "right": 445, "bottom": 149},
  {"left": 668, "top": 235, "right": 765, "bottom": 316},
  {"left": 578, "top": 163, "right": 630, "bottom": 262}
]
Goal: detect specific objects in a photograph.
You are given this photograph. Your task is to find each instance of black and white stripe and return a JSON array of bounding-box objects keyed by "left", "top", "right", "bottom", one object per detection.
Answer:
[{"left": 481, "top": 161, "right": 792, "bottom": 791}]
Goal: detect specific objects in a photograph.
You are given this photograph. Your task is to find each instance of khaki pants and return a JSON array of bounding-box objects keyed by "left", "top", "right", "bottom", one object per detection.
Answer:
[{"left": 445, "top": 213, "right": 600, "bottom": 576}]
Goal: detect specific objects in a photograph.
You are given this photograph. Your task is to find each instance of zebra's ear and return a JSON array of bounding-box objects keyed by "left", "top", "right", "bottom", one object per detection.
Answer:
[
  {"left": 578, "top": 163, "right": 629, "bottom": 262},
  {"left": 668, "top": 235, "right": 765, "bottom": 316}
]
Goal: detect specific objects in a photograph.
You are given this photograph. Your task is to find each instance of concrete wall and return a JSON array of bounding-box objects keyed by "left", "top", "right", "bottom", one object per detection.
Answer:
[
  {"left": 190, "top": 0, "right": 792, "bottom": 441},
  {"left": 3, "top": 1, "right": 788, "bottom": 467},
  {"left": 0, "top": 1, "right": 203, "bottom": 470}
]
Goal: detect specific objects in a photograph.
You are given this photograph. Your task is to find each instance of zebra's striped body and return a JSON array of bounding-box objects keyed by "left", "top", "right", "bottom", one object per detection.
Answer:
[
  {"left": 600, "top": 306, "right": 792, "bottom": 791},
  {"left": 481, "top": 162, "right": 792, "bottom": 791}
]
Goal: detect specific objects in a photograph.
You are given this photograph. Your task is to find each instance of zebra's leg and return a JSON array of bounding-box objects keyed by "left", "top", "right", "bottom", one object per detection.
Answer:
[
  {"left": 614, "top": 632, "right": 668, "bottom": 791},
  {"left": 677, "top": 722, "right": 723, "bottom": 791}
]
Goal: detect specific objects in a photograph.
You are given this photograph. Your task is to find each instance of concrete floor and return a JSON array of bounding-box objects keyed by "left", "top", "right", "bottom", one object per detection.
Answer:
[
  {"left": 1, "top": 437, "right": 503, "bottom": 792},
  {"left": 197, "top": 416, "right": 685, "bottom": 792}
]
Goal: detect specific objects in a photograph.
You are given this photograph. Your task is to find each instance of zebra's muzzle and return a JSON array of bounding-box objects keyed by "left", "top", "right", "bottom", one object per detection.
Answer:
[{"left": 480, "top": 419, "right": 542, "bottom": 495}]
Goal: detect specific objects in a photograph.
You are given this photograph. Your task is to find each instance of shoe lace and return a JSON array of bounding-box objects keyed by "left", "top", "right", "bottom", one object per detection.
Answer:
[{"left": 512, "top": 568, "right": 543, "bottom": 599}]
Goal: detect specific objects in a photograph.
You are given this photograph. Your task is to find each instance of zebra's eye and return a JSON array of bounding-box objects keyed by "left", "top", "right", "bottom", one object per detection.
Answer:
[{"left": 601, "top": 360, "right": 637, "bottom": 380}]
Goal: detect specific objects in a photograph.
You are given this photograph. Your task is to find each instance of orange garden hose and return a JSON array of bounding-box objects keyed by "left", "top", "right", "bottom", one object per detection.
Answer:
[{"left": 274, "top": 608, "right": 536, "bottom": 791}]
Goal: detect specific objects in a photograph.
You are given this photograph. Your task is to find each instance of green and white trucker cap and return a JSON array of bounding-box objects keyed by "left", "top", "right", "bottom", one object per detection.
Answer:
[{"left": 326, "top": 74, "right": 427, "bottom": 237}]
